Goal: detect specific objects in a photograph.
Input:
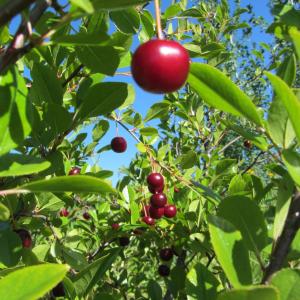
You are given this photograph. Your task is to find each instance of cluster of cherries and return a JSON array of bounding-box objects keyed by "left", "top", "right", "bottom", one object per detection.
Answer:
[{"left": 142, "top": 172, "right": 177, "bottom": 226}]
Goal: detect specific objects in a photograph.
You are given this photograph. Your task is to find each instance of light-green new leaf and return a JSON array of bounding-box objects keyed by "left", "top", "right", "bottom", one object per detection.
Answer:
[
  {"left": 188, "top": 63, "right": 262, "bottom": 126},
  {"left": 0, "top": 264, "right": 68, "bottom": 300},
  {"left": 282, "top": 150, "right": 300, "bottom": 187}
]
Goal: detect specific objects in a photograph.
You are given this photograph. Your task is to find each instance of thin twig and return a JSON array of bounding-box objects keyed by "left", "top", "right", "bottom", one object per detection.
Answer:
[
  {"left": 154, "top": 0, "right": 163, "bottom": 39},
  {"left": 241, "top": 151, "right": 264, "bottom": 175},
  {"left": 62, "top": 64, "right": 84, "bottom": 87}
]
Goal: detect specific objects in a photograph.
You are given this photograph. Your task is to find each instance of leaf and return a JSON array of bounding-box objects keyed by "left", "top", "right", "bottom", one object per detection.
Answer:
[
  {"left": 19, "top": 175, "right": 115, "bottom": 194},
  {"left": 0, "top": 154, "right": 50, "bottom": 177},
  {"left": 188, "top": 63, "right": 262, "bottom": 126},
  {"left": 265, "top": 72, "right": 300, "bottom": 145},
  {"left": 144, "top": 102, "right": 170, "bottom": 122},
  {"left": 110, "top": 8, "right": 140, "bottom": 34},
  {"left": 74, "top": 248, "right": 121, "bottom": 296},
  {"left": 76, "top": 46, "right": 120, "bottom": 76},
  {"left": 0, "top": 203, "right": 9, "bottom": 221},
  {"left": 0, "top": 264, "right": 68, "bottom": 300},
  {"left": 75, "top": 82, "right": 130, "bottom": 122},
  {"left": 217, "top": 286, "right": 279, "bottom": 300},
  {"left": 270, "top": 268, "right": 300, "bottom": 300},
  {"left": 277, "top": 54, "right": 297, "bottom": 86},
  {"left": 218, "top": 196, "right": 268, "bottom": 253},
  {"left": 282, "top": 149, "right": 300, "bottom": 187},
  {"left": 0, "top": 68, "right": 32, "bottom": 155},
  {"left": 92, "top": 120, "right": 110, "bottom": 142},
  {"left": 0, "top": 230, "right": 22, "bottom": 267},
  {"left": 148, "top": 279, "right": 163, "bottom": 300},
  {"left": 70, "top": 0, "right": 94, "bottom": 13},
  {"left": 208, "top": 215, "right": 252, "bottom": 288},
  {"left": 289, "top": 28, "right": 300, "bottom": 63},
  {"left": 91, "top": 0, "right": 148, "bottom": 11},
  {"left": 186, "top": 263, "right": 219, "bottom": 300},
  {"left": 30, "top": 63, "right": 63, "bottom": 105},
  {"left": 178, "top": 150, "right": 198, "bottom": 169}
]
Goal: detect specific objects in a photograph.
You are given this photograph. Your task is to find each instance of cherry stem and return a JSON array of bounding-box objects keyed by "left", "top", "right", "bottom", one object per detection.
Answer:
[{"left": 154, "top": 0, "right": 163, "bottom": 39}]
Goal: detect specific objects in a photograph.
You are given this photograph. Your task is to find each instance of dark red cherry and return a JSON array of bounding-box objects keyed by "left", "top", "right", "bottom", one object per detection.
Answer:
[
  {"left": 164, "top": 205, "right": 177, "bottom": 218},
  {"left": 244, "top": 140, "right": 252, "bottom": 149},
  {"left": 150, "top": 193, "right": 167, "bottom": 208},
  {"left": 83, "top": 212, "right": 90, "bottom": 220},
  {"left": 142, "top": 216, "right": 155, "bottom": 226},
  {"left": 68, "top": 167, "right": 81, "bottom": 176},
  {"left": 59, "top": 208, "right": 69, "bottom": 217},
  {"left": 111, "top": 137, "right": 127, "bottom": 153},
  {"left": 160, "top": 248, "right": 174, "bottom": 261},
  {"left": 174, "top": 187, "right": 180, "bottom": 193},
  {"left": 131, "top": 39, "right": 190, "bottom": 94},
  {"left": 51, "top": 282, "right": 65, "bottom": 297},
  {"left": 148, "top": 185, "right": 164, "bottom": 194},
  {"left": 149, "top": 206, "right": 165, "bottom": 219},
  {"left": 15, "top": 229, "right": 32, "bottom": 248},
  {"left": 158, "top": 264, "right": 170, "bottom": 277},
  {"left": 147, "top": 173, "right": 164, "bottom": 189},
  {"left": 119, "top": 236, "right": 130, "bottom": 247},
  {"left": 111, "top": 223, "right": 120, "bottom": 230}
]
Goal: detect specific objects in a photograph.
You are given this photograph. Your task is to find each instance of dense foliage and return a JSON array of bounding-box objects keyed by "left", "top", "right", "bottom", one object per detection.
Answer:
[{"left": 0, "top": 0, "right": 300, "bottom": 299}]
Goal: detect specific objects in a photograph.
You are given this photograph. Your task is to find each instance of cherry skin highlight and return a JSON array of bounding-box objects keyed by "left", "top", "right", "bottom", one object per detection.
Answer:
[
  {"left": 149, "top": 206, "right": 165, "bottom": 219},
  {"left": 244, "top": 140, "right": 252, "bottom": 149},
  {"left": 111, "top": 137, "right": 127, "bottom": 153},
  {"left": 142, "top": 216, "right": 155, "bottom": 226},
  {"left": 164, "top": 205, "right": 177, "bottom": 218},
  {"left": 68, "top": 166, "right": 81, "bottom": 176},
  {"left": 131, "top": 39, "right": 190, "bottom": 94},
  {"left": 150, "top": 193, "right": 167, "bottom": 208}
]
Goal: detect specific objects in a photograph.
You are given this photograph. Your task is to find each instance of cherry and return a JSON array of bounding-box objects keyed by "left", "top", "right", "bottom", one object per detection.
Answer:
[
  {"left": 83, "top": 212, "right": 90, "bottom": 220},
  {"left": 160, "top": 248, "right": 174, "bottom": 261},
  {"left": 147, "top": 173, "right": 164, "bottom": 189},
  {"left": 158, "top": 264, "right": 170, "bottom": 277},
  {"left": 51, "top": 282, "right": 65, "bottom": 298},
  {"left": 131, "top": 39, "right": 190, "bottom": 94},
  {"left": 149, "top": 206, "right": 165, "bottom": 219},
  {"left": 244, "top": 140, "right": 252, "bottom": 149},
  {"left": 111, "top": 223, "right": 120, "bottom": 230},
  {"left": 174, "top": 187, "right": 180, "bottom": 193},
  {"left": 148, "top": 185, "right": 164, "bottom": 194},
  {"left": 164, "top": 205, "right": 177, "bottom": 218},
  {"left": 15, "top": 229, "right": 32, "bottom": 248},
  {"left": 68, "top": 167, "right": 81, "bottom": 176},
  {"left": 111, "top": 137, "right": 127, "bottom": 153},
  {"left": 119, "top": 236, "right": 130, "bottom": 247},
  {"left": 150, "top": 193, "right": 167, "bottom": 208},
  {"left": 141, "top": 205, "right": 151, "bottom": 217},
  {"left": 142, "top": 216, "right": 155, "bottom": 226},
  {"left": 59, "top": 208, "right": 69, "bottom": 217}
]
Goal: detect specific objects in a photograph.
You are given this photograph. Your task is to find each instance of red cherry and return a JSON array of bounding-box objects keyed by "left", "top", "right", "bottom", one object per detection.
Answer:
[
  {"left": 131, "top": 39, "right": 190, "bottom": 94},
  {"left": 148, "top": 185, "right": 164, "bottom": 194},
  {"left": 164, "top": 205, "right": 177, "bottom": 218},
  {"left": 150, "top": 193, "right": 167, "bottom": 208},
  {"left": 60, "top": 208, "right": 69, "bottom": 217},
  {"left": 111, "top": 137, "right": 127, "bottom": 153},
  {"left": 83, "top": 212, "right": 90, "bottom": 220},
  {"left": 142, "top": 216, "right": 155, "bottom": 226},
  {"left": 158, "top": 264, "right": 170, "bottom": 277},
  {"left": 159, "top": 248, "right": 174, "bottom": 261},
  {"left": 15, "top": 229, "right": 32, "bottom": 248},
  {"left": 244, "top": 140, "right": 252, "bottom": 149},
  {"left": 174, "top": 187, "right": 180, "bottom": 193},
  {"left": 147, "top": 173, "right": 164, "bottom": 189},
  {"left": 149, "top": 206, "right": 164, "bottom": 219},
  {"left": 141, "top": 205, "right": 151, "bottom": 217},
  {"left": 119, "top": 236, "right": 130, "bottom": 247},
  {"left": 111, "top": 223, "right": 120, "bottom": 230},
  {"left": 68, "top": 167, "right": 81, "bottom": 176}
]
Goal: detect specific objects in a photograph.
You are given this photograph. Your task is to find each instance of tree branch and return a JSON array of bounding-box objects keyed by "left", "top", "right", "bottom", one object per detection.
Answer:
[
  {"left": 262, "top": 190, "right": 300, "bottom": 283},
  {"left": 0, "top": 0, "right": 35, "bottom": 28}
]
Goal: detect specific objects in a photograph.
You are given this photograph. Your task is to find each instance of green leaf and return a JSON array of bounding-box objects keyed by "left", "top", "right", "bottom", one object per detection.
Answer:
[
  {"left": 0, "top": 154, "right": 50, "bottom": 177},
  {"left": 19, "top": 175, "right": 115, "bottom": 194},
  {"left": 144, "top": 102, "right": 170, "bottom": 122},
  {"left": 188, "top": 63, "right": 262, "bottom": 126},
  {"left": 30, "top": 63, "right": 63, "bottom": 105},
  {"left": 76, "top": 46, "right": 120, "bottom": 76},
  {"left": 177, "top": 150, "right": 198, "bottom": 169},
  {"left": 92, "top": 120, "right": 110, "bottom": 142},
  {"left": 148, "top": 279, "right": 163, "bottom": 300},
  {"left": 270, "top": 268, "right": 300, "bottom": 300},
  {"left": 52, "top": 31, "right": 109, "bottom": 46},
  {"left": 0, "top": 264, "right": 68, "bottom": 300},
  {"left": 282, "top": 149, "right": 300, "bottom": 187},
  {"left": 218, "top": 196, "right": 268, "bottom": 253},
  {"left": 74, "top": 248, "right": 121, "bottom": 296},
  {"left": 0, "top": 203, "right": 10, "bottom": 221},
  {"left": 265, "top": 72, "right": 300, "bottom": 145},
  {"left": 289, "top": 28, "right": 300, "bottom": 63},
  {"left": 70, "top": 0, "right": 94, "bottom": 13},
  {"left": 75, "top": 82, "right": 131, "bottom": 121},
  {"left": 186, "top": 263, "right": 218, "bottom": 300},
  {"left": 208, "top": 215, "right": 252, "bottom": 288},
  {"left": 217, "top": 286, "right": 279, "bottom": 300},
  {"left": 0, "top": 68, "right": 32, "bottom": 155},
  {"left": 91, "top": 0, "right": 148, "bottom": 11},
  {"left": 277, "top": 54, "right": 297, "bottom": 86},
  {"left": 0, "top": 230, "right": 22, "bottom": 267},
  {"left": 110, "top": 8, "right": 140, "bottom": 34}
]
